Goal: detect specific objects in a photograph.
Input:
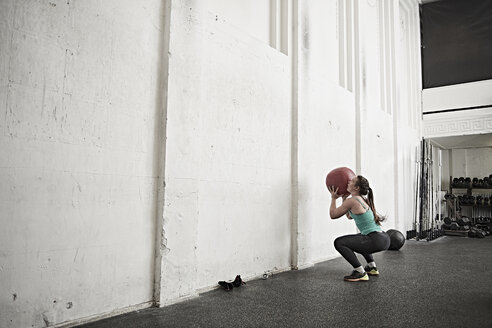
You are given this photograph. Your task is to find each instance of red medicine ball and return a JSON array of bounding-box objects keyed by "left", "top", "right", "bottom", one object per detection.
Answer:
[{"left": 325, "top": 167, "right": 356, "bottom": 196}]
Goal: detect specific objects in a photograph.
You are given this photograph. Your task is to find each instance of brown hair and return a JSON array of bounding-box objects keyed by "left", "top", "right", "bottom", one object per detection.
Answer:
[{"left": 356, "top": 175, "right": 385, "bottom": 225}]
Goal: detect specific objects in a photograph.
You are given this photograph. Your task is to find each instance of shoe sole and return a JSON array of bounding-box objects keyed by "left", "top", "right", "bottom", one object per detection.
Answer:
[
  {"left": 344, "top": 275, "right": 369, "bottom": 282},
  {"left": 366, "top": 271, "right": 379, "bottom": 276}
]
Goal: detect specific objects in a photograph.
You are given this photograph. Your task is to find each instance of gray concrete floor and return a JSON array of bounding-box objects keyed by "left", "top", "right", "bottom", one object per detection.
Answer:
[{"left": 76, "top": 236, "right": 492, "bottom": 328}]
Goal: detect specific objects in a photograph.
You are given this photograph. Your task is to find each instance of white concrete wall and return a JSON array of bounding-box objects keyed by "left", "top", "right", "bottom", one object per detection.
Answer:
[
  {"left": 0, "top": 1, "right": 163, "bottom": 327},
  {"left": 394, "top": 0, "right": 422, "bottom": 233},
  {"left": 296, "top": 81, "right": 357, "bottom": 266},
  {"left": 356, "top": 0, "right": 421, "bottom": 234},
  {"left": 357, "top": 0, "right": 397, "bottom": 231},
  {"left": 295, "top": 0, "right": 356, "bottom": 268},
  {"left": 1, "top": 0, "right": 424, "bottom": 326},
  {"left": 202, "top": 0, "right": 271, "bottom": 45},
  {"left": 155, "top": 1, "right": 292, "bottom": 305}
]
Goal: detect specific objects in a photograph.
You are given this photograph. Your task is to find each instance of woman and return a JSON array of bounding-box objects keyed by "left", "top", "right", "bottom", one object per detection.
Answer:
[{"left": 328, "top": 175, "right": 390, "bottom": 282}]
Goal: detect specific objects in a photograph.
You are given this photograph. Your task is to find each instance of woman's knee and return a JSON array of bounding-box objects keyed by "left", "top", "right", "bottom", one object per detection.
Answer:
[
  {"left": 334, "top": 236, "right": 342, "bottom": 249},
  {"left": 334, "top": 236, "right": 347, "bottom": 250}
]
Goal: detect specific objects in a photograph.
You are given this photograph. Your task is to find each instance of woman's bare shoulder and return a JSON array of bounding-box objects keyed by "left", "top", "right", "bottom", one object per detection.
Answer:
[
  {"left": 343, "top": 197, "right": 358, "bottom": 206},
  {"left": 353, "top": 196, "right": 369, "bottom": 207}
]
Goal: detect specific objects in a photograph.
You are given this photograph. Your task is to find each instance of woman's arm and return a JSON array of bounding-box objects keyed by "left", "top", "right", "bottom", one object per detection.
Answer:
[
  {"left": 342, "top": 195, "right": 352, "bottom": 219},
  {"left": 328, "top": 187, "right": 354, "bottom": 219},
  {"left": 330, "top": 198, "right": 354, "bottom": 219}
]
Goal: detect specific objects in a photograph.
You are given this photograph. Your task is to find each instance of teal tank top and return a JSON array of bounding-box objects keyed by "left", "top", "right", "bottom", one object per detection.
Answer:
[{"left": 349, "top": 197, "right": 382, "bottom": 235}]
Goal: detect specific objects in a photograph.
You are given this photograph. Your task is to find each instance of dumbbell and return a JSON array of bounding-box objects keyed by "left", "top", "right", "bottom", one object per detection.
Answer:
[
  {"left": 457, "top": 217, "right": 470, "bottom": 226},
  {"left": 476, "top": 217, "right": 489, "bottom": 224},
  {"left": 450, "top": 222, "right": 460, "bottom": 230},
  {"left": 444, "top": 193, "right": 455, "bottom": 200},
  {"left": 469, "top": 227, "right": 484, "bottom": 238},
  {"left": 460, "top": 195, "right": 474, "bottom": 205}
]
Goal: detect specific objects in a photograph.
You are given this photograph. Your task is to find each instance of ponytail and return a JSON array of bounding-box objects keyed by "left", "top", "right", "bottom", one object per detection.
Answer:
[
  {"left": 366, "top": 187, "right": 384, "bottom": 225},
  {"left": 356, "top": 177, "right": 385, "bottom": 225}
]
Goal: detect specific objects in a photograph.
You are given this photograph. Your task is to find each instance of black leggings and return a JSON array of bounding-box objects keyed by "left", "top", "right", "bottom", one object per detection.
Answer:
[{"left": 334, "top": 232, "right": 390, "bottom": 268}]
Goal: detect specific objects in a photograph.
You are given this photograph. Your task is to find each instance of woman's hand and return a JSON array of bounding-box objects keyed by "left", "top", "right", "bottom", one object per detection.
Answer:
[
  {"left": 328, "top": 186, "right": 341, "bottom": 199},
  {"left": 328, "top": 186, "right": 352, "bottom": 219}
]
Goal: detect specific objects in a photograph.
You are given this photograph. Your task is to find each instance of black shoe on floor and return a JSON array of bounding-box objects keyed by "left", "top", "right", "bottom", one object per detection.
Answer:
[
  {"left": 343, "top": 270, "right": 369, "bottom": 282},
  {"left": 364, "top": 265, "right": 379, "bottom": 276},
  {"left": 232, "top": 275, "right": 246, "bottom": 287},
  {"left": 218, "top": 281, "right": 234, "bottom": 291}
]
